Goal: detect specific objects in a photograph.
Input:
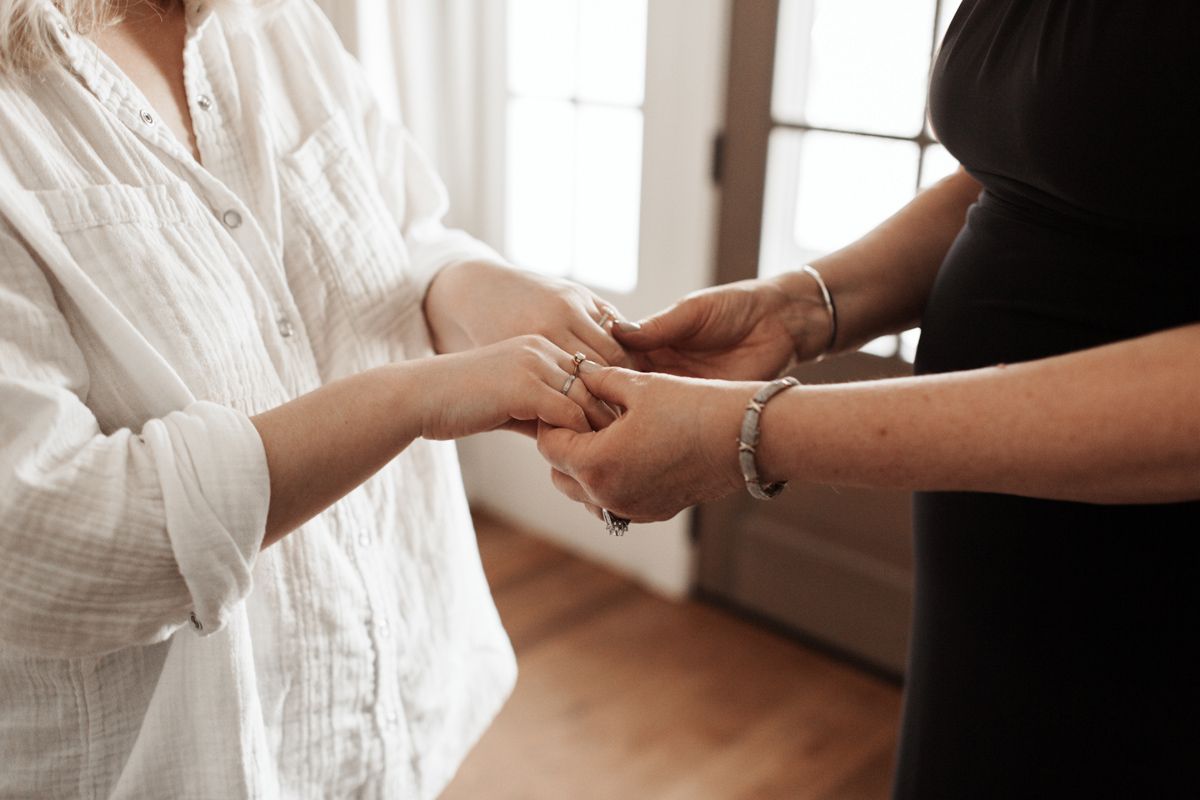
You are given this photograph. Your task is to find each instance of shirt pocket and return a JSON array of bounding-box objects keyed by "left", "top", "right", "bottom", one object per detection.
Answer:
[
  {"left": 31, "top": 181, "right": 284, "bottom": 422},
  {"left": 278, "top": 110, "right": 426, "bottom": 377}
]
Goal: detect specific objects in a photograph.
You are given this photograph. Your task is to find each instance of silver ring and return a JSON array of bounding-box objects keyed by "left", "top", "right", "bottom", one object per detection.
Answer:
[
  {"left": 597, "top": 311, "right": 614, "bottom": 328},
  {"left": 602, "top": 509, "right": 630, "bottom": 536},
  {"left": 561, "top": 373, "right": 577, "bottom": 395}
]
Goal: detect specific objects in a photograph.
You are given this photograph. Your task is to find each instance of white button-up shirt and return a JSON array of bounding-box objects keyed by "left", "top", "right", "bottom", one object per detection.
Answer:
[{"left": 0, "top": 2, "right": 515, "bottom": 797}]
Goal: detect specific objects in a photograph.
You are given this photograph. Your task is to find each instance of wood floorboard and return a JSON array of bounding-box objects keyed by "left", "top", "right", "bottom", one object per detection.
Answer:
[{"left": 440, "top": 510, "right": 902, "bottom": 800}]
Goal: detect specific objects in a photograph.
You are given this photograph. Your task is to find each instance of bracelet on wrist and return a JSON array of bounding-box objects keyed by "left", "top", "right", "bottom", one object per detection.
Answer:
[
  {"left": 799, "top": 264, "right": 837, "bottom": 360},
  {"left": 737, "top": 377, "right": 799, "bottom": 500}
]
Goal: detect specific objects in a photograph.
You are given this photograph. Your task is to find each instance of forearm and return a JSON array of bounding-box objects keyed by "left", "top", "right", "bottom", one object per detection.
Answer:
[
  {"left": 251, "top": 362, "right": 426, "bottom": 547},
  {"left": 778, "top": 168, "right": 981, "bottom": 360},
  {"left": 755, "top": 323, "right": 1200, "bottom": 503}
]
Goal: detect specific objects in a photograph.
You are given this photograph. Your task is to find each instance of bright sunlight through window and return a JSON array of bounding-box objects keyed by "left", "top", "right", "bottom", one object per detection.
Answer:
[{"left": 505, "top": 0, "right": 648, "bottom": 294}]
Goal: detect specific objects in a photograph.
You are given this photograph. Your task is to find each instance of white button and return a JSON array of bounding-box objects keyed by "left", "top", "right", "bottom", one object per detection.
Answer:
[
  {"left": 277, "top": 318, "right": 295, "bottom": 338},
  {"left": 197, "top": 95, "right": 213, "bottom": 111},
  {"left": 221, "top": 209, "right": 242, "bottom": 229},
  {"left": 378, "top": 618, "right": 390, "bottom": 638},
  {"left": 386, "top": 710, "right": 399, "bottom": 730},
  {"left": 189, "top": 612, "right": 203, "bottom": 631},
  {"left": 139, "top": 109, "right": 155, "bottom": 126},
  {"left": 357, "top": 527, "right": 371, "bottom": 547},
  {"left": 57, "top": 23, "right": 70, "bottom": 38}
]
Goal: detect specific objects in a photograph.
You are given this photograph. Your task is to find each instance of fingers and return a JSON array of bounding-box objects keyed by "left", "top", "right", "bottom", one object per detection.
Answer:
[
  {"left": 578, "top": 305, "right": 640, "bottom": 370},
  {"left": 534, "top": 385, "right": 592, "bottom": 434},
  {"left": 566, "top": 375, "right": 619, "bottom": 430},
  {"left": 549, "top": 466, "right": 598, "bottom": 507},
  {"left": 536, "top": 419, "right": 581, "bottom": 473},
  {"left": 611, "top": 297, "right": 706, "bottom": 352},
  {"left": 573, "top": 361, "right": 640, "bottom": 410}
]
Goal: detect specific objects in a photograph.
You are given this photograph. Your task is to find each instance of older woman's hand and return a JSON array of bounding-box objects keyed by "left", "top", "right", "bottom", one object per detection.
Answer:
[
  {"left": 423, "top": 260, "right": 645, "bottom": 370},
  {"left": 536, "top": 362, "right": 756, "bottom": 522},
  {"left": 610, "top": 277, "right": 824, "bottom": 380}
]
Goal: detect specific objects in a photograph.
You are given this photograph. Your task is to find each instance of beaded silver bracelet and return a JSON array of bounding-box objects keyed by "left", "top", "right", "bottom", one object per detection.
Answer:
[
  {"left": 800, "top": 264, "right": 837, "bottom": 360},
  {"left": 737, "top": 376, "right": 800, "bottom": 500}
]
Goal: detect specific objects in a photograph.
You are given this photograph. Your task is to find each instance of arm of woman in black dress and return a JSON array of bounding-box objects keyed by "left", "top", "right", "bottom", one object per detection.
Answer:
[
  {"left": 610, "top": 168, "right": 984, "bottom": 379},
  {"left": 536, "top": 170, "right": 1200, "bottom": 520}
]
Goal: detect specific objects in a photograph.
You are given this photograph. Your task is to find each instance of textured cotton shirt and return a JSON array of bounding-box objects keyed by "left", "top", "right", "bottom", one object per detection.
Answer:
[{"left": 0, "top": 2, "right": 516, "bottom": 797}]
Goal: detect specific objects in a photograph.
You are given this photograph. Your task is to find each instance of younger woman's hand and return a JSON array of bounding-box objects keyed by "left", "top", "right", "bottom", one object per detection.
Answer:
[
  {"left": 417, "top": 335, "right": 617, "bottom": 442},
  {"left": 423, "top": 260, "right": 645, "bottom": 370}
]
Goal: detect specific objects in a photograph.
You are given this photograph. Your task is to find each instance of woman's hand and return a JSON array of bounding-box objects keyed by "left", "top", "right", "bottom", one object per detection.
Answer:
[
  {"left": 417, "top": 336, "right": 617, "bottom": 441},
  {"left": 612, "top": 276, "right": 830, "bottom": 381},
  {"left": 424, "top": 260, "right": 643, "bottom": 369},
  {"left": 536, "top": 362, "right": 755, "bottom": 522},
  {"left": 254, "top": 336, "right": 615, "bottom": 546}
]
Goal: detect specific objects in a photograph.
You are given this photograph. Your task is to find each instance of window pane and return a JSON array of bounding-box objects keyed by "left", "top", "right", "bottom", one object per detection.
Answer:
[
  {"left": 759, "top": 128, "right": 804, "bottom": 278},
  {"left": 803, "top": 0, "right": 938, "bottom": 136},
  {"left": 577, "top": 0, "right": 647, "bottom": 106},
  {"left": 771, "top": 0, "right": 816, "bottom": 124},
  {"left": 898, "top": 328, "right": 921, "bottom": 362},
  {"left": 506, "top": 97, "right": 574, "bottom": 276},
  {"left": 573, "top": 105, "right": 643, "bottom": 292},
  {"left": 937, "top": 0, "right": 963, "bottom": 48},
  {"left": 793, "top": 131, "right": 920, "bottom": 254},
  {"left": 860, "top": 335, "right": 900, "bottom": 359},
  {"left": 919, "top": 143, "right": 959, "bottom": 188},
  {"left": 508, "top": 0, "right": 577, "bottom": 99}
]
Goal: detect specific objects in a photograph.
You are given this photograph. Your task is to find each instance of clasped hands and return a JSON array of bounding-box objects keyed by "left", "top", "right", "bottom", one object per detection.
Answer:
[{"left": 422, "top": 261, "right": 813, "bottom": 526}]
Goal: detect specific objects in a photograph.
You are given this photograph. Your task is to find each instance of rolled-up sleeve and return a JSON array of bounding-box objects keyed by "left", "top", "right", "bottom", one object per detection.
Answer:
[{"left": 0, "top": 229, "right": 270, "bottom": 658}]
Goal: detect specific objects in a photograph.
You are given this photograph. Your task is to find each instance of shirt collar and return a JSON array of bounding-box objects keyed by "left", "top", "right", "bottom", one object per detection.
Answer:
[{"left": 42, "top": 1, "right": 222, "bottom": 158}]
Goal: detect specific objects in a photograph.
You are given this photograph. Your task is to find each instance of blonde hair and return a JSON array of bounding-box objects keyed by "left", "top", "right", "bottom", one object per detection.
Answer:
[{"left": 0, "top": 0, "right": 270, "bottom": 74}]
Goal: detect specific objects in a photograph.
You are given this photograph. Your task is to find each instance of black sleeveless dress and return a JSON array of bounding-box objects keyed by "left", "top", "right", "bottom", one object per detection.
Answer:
[{"left": 898, "top": 2, "right": 1200, "bottom": 797}]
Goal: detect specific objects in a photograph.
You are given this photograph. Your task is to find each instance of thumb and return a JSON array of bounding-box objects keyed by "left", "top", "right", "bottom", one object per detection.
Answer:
[
  {"left": 613, "top": 300, "right": 703, "bottom": 351},
  {"left": 575, "top": 361, "right": 641, "bottom": 409}
]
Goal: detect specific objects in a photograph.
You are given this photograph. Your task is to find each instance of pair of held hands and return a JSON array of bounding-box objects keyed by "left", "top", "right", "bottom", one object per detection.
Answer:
[{"left": 426, "top": 263, "right": 805, "bottom": 525}]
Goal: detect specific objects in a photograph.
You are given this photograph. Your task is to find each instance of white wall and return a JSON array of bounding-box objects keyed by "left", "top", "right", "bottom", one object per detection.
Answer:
[{"left": 457, "top": 0, "right": 731, "bottom": 598}]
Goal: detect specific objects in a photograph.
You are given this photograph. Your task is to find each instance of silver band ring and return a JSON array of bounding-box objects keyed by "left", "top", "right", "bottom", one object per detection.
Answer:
[
  {"left": 597, "top": 311, "right": 614, "bottom": 328},
  {"left": 562, "top": 352, "right": 587, "bottom": 394}
]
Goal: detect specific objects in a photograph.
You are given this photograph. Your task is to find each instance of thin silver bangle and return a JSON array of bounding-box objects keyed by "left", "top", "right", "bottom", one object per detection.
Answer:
[
  {"left": 800, "top": 264, "right": 837, "bottom": 360},
  {"left": 738, "top": 377, "right": 800, "bottom": 500}
]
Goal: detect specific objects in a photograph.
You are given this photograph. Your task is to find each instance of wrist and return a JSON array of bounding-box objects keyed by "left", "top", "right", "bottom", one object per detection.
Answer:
[
  {"left": 769, "top": 270, "right": 837, "bottom": 362},
  {"left": 698, "top": 380, "right": 766, "bottom": 496},
  {"left": 423, "top": 260, "right": 504, "bottom": 353}
]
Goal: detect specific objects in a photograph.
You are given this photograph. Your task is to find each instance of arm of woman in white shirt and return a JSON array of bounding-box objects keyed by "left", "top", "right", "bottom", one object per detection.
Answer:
[{"left": 252, "top": 335, "right": 610, "bottom": 548}]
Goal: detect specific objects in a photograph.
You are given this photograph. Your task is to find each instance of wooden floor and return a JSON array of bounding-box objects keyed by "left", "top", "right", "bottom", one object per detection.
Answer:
[{"left": 439, "top": 511, "right": 903, "bottom": 800}]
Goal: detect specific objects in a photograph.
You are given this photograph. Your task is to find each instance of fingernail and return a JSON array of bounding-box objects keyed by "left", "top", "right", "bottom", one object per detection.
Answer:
[
  {"left": 579, "top": 360, "right": 602, "bottom": 374},
  {"left": 615, "top": 320, "right": 642, "bottom": 333}
]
